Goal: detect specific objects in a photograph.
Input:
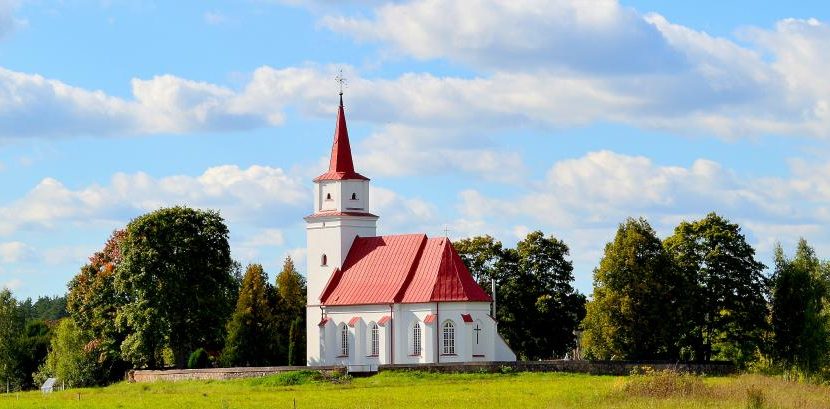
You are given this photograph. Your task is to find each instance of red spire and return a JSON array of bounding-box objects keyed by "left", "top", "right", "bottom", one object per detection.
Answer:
[{"left": 314, "top": 94, "right": 369, "bottom": 182}]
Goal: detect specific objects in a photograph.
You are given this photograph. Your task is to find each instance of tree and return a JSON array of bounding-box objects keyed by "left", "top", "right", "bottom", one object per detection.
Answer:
[
  {"left": 115, "top": 207, "right": 236, "bottom": 368},
  {"left": 0, "top": 289, "right": 24, "bottom": 391},
  {"left": 456, "top": 232, "right": 585, "bottom": 360},
  {"left": 581, "top": 218, "right": 686, "bottom": 360},
  {"left": 769, "top": 239, "right": 830, "bottom": 372},
  {"left": 664, "top": 212, "right": 768, "bottom": 364},
  {"left": 16, "top": 320, "right": 52, "bottom": 389},
  {"left": 454, "top": 235, "right": 505, "bottom": 286},
  {"left": 40, "top": 318, "right": 98, "bottom": 388},
  {"left": 276, "top": 256, "right": 306, "bottom": 365},
  {"left": 66, "top": 229, "right": 128, "bottom": 382},
  {"left": 222, "top": 264, "right": 281, "bottom": 366}
]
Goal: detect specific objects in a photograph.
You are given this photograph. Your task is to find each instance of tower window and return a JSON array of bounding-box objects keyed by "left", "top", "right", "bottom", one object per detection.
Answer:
[
  {"left": 321, "top": 254, "right": 327, "bottom": 266},
  {"left": 325, "top": 193, "right": 332, "bottom": 201},
  {"left": 350, "top": 193, "right": 358, "bottom": 200}
]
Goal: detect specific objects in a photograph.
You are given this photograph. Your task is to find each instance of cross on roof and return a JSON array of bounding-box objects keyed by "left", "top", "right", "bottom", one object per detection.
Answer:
[{"left": 335, "top": 69, "right": 347, "bottom": 96}]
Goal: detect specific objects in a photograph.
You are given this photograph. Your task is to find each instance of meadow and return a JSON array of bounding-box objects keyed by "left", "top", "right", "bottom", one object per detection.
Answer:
[{"left": 1, "top": 370, "right": 829, "bottom": 409}]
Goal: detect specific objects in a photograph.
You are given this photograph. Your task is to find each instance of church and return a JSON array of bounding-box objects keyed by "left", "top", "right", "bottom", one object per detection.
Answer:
[{"left": 304, "top": 94, "right": 516, "bottom": 367}]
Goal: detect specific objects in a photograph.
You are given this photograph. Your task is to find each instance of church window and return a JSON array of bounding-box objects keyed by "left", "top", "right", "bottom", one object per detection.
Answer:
[
  {"left": 339, "top": 324, "right": 349, "bottom": 357},
  {"left": 321, "top": 254, "right": 327, "bottom": 266},
  {"left": 350, "top": 192, "right": 358, "bottom": 200},
  {"left": 442, "top": 320, "right": 456, "bottom": 355},
  {"left": 411, "top": 322, "right": 422, "bottom": 355},
  {"left": 326, "top": 193, "right": 332, "bottom": 201},
  {"left": 368, "top": 322, "right": 379, "bottom": 357}
]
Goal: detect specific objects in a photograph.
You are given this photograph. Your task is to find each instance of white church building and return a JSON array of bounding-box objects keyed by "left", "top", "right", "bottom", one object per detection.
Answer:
[{"left": 305, "top": 94, "right": 516, "bottom": 366}]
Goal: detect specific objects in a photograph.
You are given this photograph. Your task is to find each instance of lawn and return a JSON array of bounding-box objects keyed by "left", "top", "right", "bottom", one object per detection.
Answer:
[{"left": 1, "top": 370, "right": 828, "bottom": 409}]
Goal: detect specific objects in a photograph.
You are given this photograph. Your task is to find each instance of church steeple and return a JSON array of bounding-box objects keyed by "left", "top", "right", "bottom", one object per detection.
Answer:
[{"left": 314, "top": 94, "right": 369, "bottom": 182}]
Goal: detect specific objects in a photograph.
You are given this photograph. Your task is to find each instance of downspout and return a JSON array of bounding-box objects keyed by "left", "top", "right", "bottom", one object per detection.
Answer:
[
  {"left": 389, "top": 303, "right": 394, "bottom": 365},
  {"left": 435, "top": 302, "right": 440, "bottom": 364}
]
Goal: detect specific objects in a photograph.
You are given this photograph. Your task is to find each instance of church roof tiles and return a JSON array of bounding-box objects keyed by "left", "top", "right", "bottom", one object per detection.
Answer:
[{"left": 319, "top": 234, "right": 492, "bottom": 306}]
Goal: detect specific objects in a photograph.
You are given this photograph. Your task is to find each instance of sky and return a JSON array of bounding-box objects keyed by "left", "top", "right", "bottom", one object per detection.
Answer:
[{"left": 2, "top": 0, "right": 830, "bottom": 300}]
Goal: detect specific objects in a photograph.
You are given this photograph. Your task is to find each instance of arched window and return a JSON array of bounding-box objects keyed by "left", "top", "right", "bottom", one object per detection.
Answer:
[
  {"left": 442, "top": 320, "right": 455, "bottom": 355},
  {"left": 411, "top": 321, "right": 422, "bottom": 355},
  {"left": 326, "top": 193, "right": 332, "bottom": 200},
  {"left": 321, "top": 254, "right": 327, "bottom": 266},
  {"left": 367, "top": 322, "right": 379, "bottom": 357},
  {"left": 351, "top": 192, "right": 358, "bottom": 200},
  {"left": 339, "top": 323, "right": 349, "bottom": 357}
]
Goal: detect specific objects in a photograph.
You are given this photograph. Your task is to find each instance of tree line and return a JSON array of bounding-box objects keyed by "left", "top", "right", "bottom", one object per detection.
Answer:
[
  {"left": 0, "top": 206, "right": 306, "bottom": 389},
  {"left": 455, "top": 212, "right": 830, "bottom": 376}
]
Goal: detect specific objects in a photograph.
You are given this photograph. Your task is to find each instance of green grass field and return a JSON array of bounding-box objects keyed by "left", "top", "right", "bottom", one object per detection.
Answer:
[{"left": 1, "top": 370, "right": 829, "bottom": 409}]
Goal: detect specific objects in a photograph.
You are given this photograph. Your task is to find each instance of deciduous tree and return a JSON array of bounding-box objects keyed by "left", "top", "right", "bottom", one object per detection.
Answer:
[
  {"left": 115, "top": 207, "right": 236, "bottom": 368},
  {"left": 769, "top": 239, "right": 829, "bottom": 372},
  {"left": 664, "top": 212, "right": 768, "bottom": 364},
  {"left": 581, "top": 218, "right": 686, "bottom": 360}
]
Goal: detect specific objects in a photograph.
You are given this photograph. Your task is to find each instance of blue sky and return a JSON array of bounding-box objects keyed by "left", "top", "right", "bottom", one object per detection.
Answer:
[{"left": 2, "top": 0, "right": 830, "bottom": 299}]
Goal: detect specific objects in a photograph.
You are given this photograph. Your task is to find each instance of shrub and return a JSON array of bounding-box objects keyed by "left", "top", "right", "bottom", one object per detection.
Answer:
[
  {"left": 623, "top": 367, "right": 707, "bottom": 398},
  {"left": 187, "top": 348, "right": 210, "bottom": 369}
]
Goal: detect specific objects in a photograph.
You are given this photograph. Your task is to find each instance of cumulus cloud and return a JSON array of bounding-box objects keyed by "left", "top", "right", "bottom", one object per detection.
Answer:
[
  {"left": 319, "top": 0, "right": 830, "bottom": 138},
  {"left": 0, "top": 241, "right": 33, "bottom": 262},
  {"left": 322, "top": 0, "right": 683, "bottom": 74},
  {"left": 0, "top": 164, "right": 307, "bottom": 235}
]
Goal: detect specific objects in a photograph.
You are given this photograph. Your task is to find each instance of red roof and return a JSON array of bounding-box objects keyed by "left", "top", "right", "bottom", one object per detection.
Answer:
[
  {"left": 424, "top": 314, "right": 437, "bottom": 324},
  {"left": 314, "top": 95, "right": 369, "bottom": 182},
  {"left": 348, "top": 316, "right": 361, "bottom": 327},
  {"left": 318, "top": 317, "right": 332, "bottom": 327},
  {"left": 461, "top": 313, "right": 474, "bottom": 323},
  {"left": 378, "top": 316, "right": 391, "bottom": 326},
  {"left": 319, "top": 234, "right": 492, "bottom": 305}
]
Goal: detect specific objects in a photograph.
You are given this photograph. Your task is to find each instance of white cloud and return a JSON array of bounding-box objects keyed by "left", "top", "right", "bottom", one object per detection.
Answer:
[
  {"left": 0, "top": 0, "right": 22, "bottom": 40},
  {"left": 322, "top": 0, "right": 682, "bottom": 73},
  {"left": 1, "top": 278, "right": 22, "bottom": 291},
  {"left": 203, "top": 11, "right": 230, "bottom": 25},
  {"left": 0, "top": 241, "right": 33, "bottom": 262},
  {"left": 0, "top": 165, "right": 307, "bottom": 235}
]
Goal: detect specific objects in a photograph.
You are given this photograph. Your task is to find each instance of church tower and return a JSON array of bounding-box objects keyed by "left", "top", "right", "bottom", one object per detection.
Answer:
[{"left": 305, "top": 94, "right": 378, "bottom": 364}]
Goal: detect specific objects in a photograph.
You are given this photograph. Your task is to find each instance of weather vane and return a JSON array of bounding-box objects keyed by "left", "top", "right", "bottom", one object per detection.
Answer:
[{"left": 335, "top": 69, "right": 347, "bottom": 96}]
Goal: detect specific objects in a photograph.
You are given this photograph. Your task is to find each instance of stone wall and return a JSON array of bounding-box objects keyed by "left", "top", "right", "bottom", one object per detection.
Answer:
[
  {"left": 130, "top": 360, "right": 735, "bottom": 383},
  {"left": 379, "top": 360, "right": 736, "bottom": 376},
  {"left": 129, "top": 366, "right": 345, "bottom": 383}
]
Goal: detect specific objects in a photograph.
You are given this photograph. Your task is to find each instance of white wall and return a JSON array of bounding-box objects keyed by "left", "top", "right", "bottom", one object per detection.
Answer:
[{"left": 313, "top": 301, "right": 514, "bottom": 366}]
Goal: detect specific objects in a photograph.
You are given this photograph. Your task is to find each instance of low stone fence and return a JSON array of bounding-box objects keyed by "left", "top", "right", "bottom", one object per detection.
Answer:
[
  {"left": 130, "top": 360, "right": 735, "bottom": 383},
  {"left": 380, "top": 360, "right": 736, "bottom": 376},
  {"left": 129, "top": 366, "right": 344, "bottom": 383}
]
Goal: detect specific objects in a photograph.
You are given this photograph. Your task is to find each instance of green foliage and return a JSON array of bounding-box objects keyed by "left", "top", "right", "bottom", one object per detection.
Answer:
[
  {"left": 66, "top": 229, "right": 129, "bottom": 383},
  {"left": 582, "top": 218, "right": 684, "bottom": 360},
  {"left": 18, "top": 295, "right": 68, "bottom": 321},
  {"left": 455, "top": 232, "right": 585, "bottom": 360},
  {"left": 0, "top": 288, "right": 25, "bottom": 390},
  {"left": 769, "top": 239, "right": 830, "bottom": 373},
  {"left": 276, "top": 256, "right": 307, "bottom": 365},
  {"left": 288, "top": 317, "right": 302, "bottom": 366},
  {"left": 664, "top": 212, "right": 768, "bottom": 365},
  {"left": 115, "top": 207, "right": 236, "bottom": 369},
  {"left": 40, "top": 318, "right": 99, "bottom": 388},
  {"left": 187, "top": 348, "right": 210, "bottom": 369},
  {"left": 222, "top": 264, "right": 282, "bottom": 367}
]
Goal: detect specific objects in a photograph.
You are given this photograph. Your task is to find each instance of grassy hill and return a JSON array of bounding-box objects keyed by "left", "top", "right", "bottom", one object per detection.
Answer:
[{"left": 1, "top": 370, "right": 829, "bottom": 408}]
